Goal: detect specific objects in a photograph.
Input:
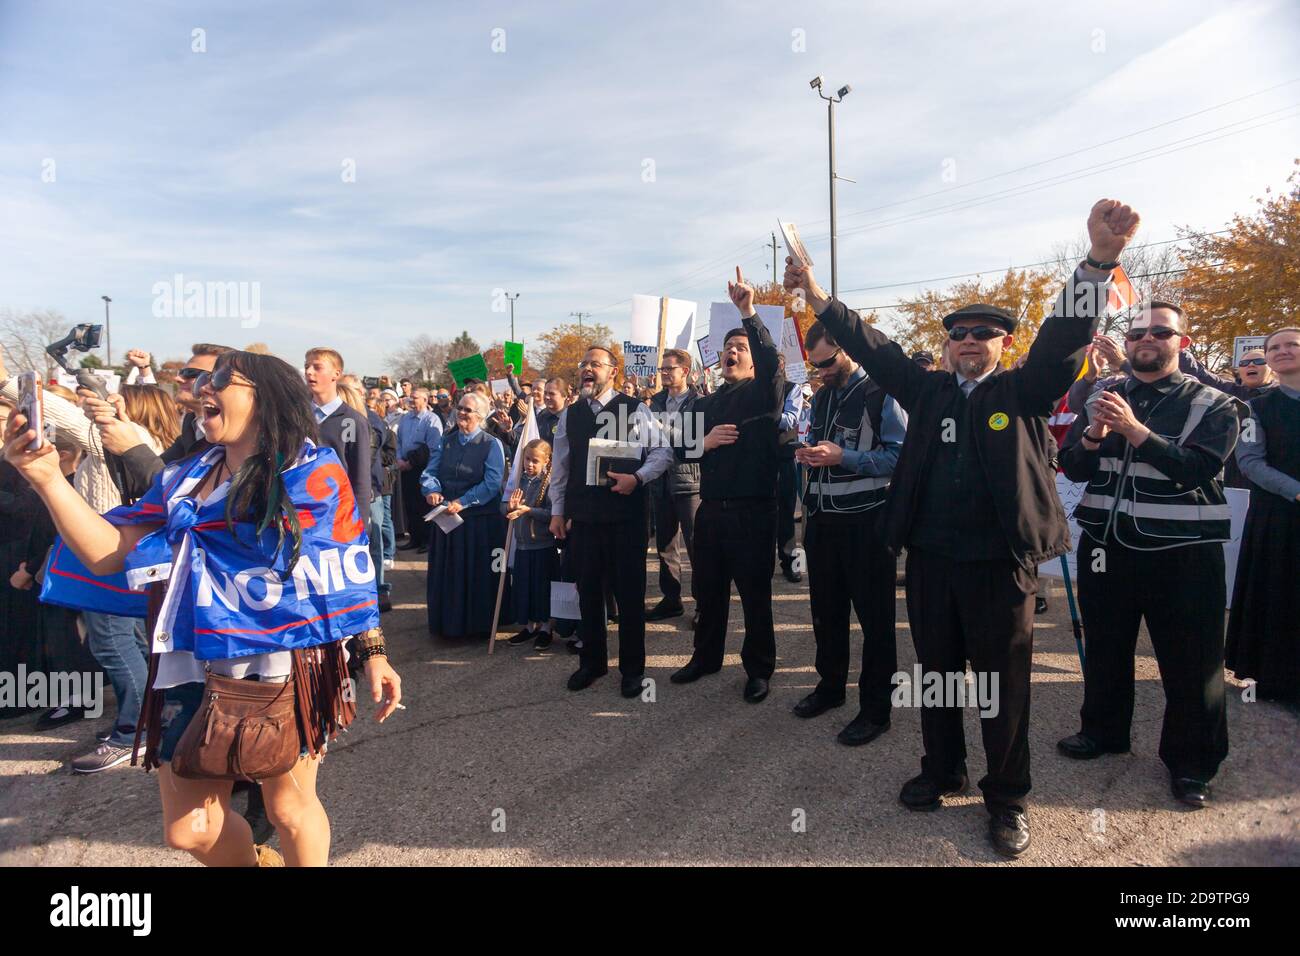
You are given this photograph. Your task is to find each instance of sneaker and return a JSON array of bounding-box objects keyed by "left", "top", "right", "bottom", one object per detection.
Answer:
[
  {"left": 533, "top": 631, "right": 553, "bottom": 651},
  {"left": 382, "top": 559, "right": 395, "bottom": 571},
  {"left": 70, "top": 742, "right": 135, "bottom": 774},
  {"left": 35, "top": 706, "right": 86, "bottom": 730},
  {"left": 95, "top": 728, "right": 113, "bottom": 743},
  {"left": 508, "top": 629, "right": 535, "bottom": 646}
]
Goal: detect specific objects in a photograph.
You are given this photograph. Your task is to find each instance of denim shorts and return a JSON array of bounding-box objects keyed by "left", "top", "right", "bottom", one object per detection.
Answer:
[{"left": 157, "top": 681, "right": 320, "bottom": 764}]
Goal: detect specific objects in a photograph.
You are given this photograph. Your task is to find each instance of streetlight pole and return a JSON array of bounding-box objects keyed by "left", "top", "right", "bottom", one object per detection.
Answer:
[
  {"left": 811, "top": 77, "right": 851, "bottom": 299},
  {"left": 101, "top": 295, "right": 112, "bottom": 367},
  {"left": 569, "top": 311, "right": 590, "bottom": 329},
  {"left": 505, "top": 292, "right": 520, "bottom": 341}
]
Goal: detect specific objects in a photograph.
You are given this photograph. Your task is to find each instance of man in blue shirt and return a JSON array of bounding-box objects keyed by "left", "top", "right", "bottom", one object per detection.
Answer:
[{"left": 397, "top": 387, "right": 443, "bottom": 552}]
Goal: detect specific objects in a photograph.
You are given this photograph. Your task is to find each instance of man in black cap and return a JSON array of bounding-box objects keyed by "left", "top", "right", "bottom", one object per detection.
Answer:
[
  {"left": 784, "top": 198, "right": 1141, "bottom": 857},
  {"left": 911, "top": 351, "right": 935, "bottom": 370}
]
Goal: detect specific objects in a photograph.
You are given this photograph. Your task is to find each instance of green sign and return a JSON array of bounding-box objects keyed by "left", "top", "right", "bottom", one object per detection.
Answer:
[
  {"left": 503, "top": 341, "right": 524, "bottom": 372},
  {"left": 448, "top": 353, "right": 489, "bottom": 387}
]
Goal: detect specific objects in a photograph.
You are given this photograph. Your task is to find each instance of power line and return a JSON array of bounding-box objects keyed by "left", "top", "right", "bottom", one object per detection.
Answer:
[{"left": 801, "top": 77, "right": 1300, "bottom": 229}]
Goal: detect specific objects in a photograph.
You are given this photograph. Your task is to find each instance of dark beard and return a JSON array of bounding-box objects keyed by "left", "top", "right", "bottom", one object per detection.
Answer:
[{"left": 1130, "top": 354, "right": 1164, "bottom": 373}]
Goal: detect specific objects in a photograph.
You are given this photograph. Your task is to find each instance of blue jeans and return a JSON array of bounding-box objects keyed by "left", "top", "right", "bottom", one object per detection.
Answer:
[
  {"left": 381, "top": 494, "right": 396, "bottom": 562},
  {"left": 369, "top": 495, "right": 390, "bottom": 595},
  {"left": 83, "top": 610, "right": 148, "bottom": 748}
]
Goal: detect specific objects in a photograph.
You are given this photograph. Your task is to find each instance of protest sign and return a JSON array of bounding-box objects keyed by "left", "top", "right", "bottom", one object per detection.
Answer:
[
  {"left": 448, "top": 353, "right": 489, "bottom": 387},
  {"left": 622, "top": 341, "right": 657, "bottom": 381},
  {"left": 503, "top": 341, "right": 524, "bottom": 371}
]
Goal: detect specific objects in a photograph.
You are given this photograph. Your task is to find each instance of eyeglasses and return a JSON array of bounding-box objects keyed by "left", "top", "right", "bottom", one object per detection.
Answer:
[
  {"left": 948, "top": 326, "right": 1005, "bottom": 342},
  {"left": 810, "top": 348, "right": 843, "bottom": 370},
  {"left": 177, "top": 366, "right": 206, "bottom": 380},
  {"left": 577, "top": 360, "right": 612, "bottom": 370},
  {"left": 195, "top": 364, "right": 254, "bottom": 393},
  {"left": 456, "top": 405, "right": 476, "bottom": 414},
  {"left": 657, "top": 365, "right": 684, "bottom": 374},
  {"left": 1239, "top": 358, "right": 1267, "bottom": 367},
  {"left": 1124, "top": 326, "right": 1179, "bottom": 342}
]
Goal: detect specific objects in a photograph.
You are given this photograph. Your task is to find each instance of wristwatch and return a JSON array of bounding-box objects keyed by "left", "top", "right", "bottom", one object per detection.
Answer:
[{"left": 1085, "top": 254, "right": 1120, "bottom": 271}]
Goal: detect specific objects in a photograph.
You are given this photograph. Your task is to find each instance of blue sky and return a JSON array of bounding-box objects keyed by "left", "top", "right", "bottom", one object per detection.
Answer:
[{"left": 1, "top": 0, "right": 1297, "bottom": 372}]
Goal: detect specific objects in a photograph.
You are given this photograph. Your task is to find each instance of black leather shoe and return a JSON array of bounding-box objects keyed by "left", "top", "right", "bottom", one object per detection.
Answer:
[
  {"left": 836, "top": 712, "right": 890, "bottom": 746},
  {"left": 670, "top": 659, "right": 720, "bottom": 684},
  {"left": 398, "top": 539, "right": 421, "bottom": 551},
  {"left": 1056, "top": 733, "right": 1129, "bottom": 760},
  {"left": 378, "top": 593, "right": 393, "bottom": 613},
  {"left": 988, "top": 809, "right": 1031, "bottom": 858},
  {"left": 743, "top": 677, "right": 769, "bottom": 703},
  {"left": 792, "top": 690, "right": 845, "bottom": 719},
  {"left": 621, "top": 673, "right": 645, "bottom": 698},
  {"left": 567, "top": 665, "right": 608, "bottom": 691},
  {"left": 899, "top": 772, "right": 968, "bottom": 811},
  {"left": 1171, "top": 776, "right": 1211, "bottom": 809},
  {"left": 780, "top": 562, "right": 803, "bottom": 584},
  {"left": 645, "top": 599, "right": 684, "bottom": 621}
]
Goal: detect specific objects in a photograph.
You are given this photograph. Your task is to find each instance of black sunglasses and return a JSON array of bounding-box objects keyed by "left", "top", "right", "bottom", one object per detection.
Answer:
[
  {"left": 811, "top": 348, "right": 843, "bottom": 370},
  {"left": 176, "top": 366, "right": 206, "bottom": 380},
  {"left": 1239, "top": 358, "right": 1267, "bottom": 367},
  {"left": 195, "top": 364, "right": 252, "bottom": 393},
  {"left": 948, "top": 326, "right": 1005, "bottom": 342},
  {"left": 1124, "top": 326, "right": 1179, "bottom": 342}
]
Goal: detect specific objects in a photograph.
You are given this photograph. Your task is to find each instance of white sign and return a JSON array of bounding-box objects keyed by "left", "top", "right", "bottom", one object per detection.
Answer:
[
  {"left": 550, "top": 581, "right": 580, "bottom": 620},
  {"left": 778, "top": 218, "right": 813, "bottom": 267},
  {"left": 1041, "top": 473, "right": 1249, "bottom": 607},
  {"left": 707, "top": 302, "right": 805, "bottom": 382},
  {"left": 697, "top": 334, "right": 718, "bottom": 370},
  {"left": 488, "top": 378, "right": 511, "bottom": 397},
  {"left": 629, "top": 294, "right": 697, "bottom": 352},
  {"left": 57, "top": 369, "right": 121, "bottom": 395},
  {"left": 1232, "top": 335, "right": 1267, "bottom": 367},
  {"left": 622, "top": 341, "right": 657, "bottom": 381}
]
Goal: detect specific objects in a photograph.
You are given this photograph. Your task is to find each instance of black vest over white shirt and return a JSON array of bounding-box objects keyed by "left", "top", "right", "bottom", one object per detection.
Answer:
[
  {"left": 562, "top": 392, "right": 647, "bottom": 524},
  {"left": 1074, "top": 380, "right": 1238, "bottom": 550},
  {"left": 804, "top": 373, "right": 891, "bottom": 516}
]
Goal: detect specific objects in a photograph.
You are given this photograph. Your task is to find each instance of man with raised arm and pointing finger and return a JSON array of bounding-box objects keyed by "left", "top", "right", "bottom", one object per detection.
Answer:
[
  {"left": 784, "top": 199, "right": 1140, "bottom": 857},
  {"left": 670, "top": 268, "right": 786, "bottom": 703}
]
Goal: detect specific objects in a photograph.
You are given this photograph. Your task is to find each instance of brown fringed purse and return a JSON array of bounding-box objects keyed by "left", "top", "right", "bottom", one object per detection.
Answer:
[{"left": 133, "top": 583, "right": 357, "bottom": 777}]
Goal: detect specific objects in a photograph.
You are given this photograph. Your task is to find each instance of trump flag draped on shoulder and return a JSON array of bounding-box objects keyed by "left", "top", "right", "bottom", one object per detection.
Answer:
[{"left": 40, "top": 442, "right": 379, "bottom": 661}]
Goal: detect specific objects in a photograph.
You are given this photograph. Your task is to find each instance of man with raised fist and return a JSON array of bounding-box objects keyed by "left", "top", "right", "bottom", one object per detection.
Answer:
[{"left": 784, "top": 198, "right": 1140, "bottom": 858}]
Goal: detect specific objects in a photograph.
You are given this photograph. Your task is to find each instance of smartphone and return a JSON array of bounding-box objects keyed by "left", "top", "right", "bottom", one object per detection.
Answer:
[{"left": 16, "top": 371, "right": 45, "bottom": 451}]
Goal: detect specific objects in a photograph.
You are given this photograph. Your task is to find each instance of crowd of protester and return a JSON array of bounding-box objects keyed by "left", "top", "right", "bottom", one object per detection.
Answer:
[{"left": 2, "top": 197, "right": 1298, "bottom": 864}]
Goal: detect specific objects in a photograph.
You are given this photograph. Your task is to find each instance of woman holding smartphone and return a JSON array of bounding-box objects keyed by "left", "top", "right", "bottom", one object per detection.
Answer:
[{"left": 3, "top": 350, "right": 402, "bottom": 866}]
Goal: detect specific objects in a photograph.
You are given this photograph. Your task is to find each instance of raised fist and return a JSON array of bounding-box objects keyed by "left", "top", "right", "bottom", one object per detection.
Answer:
[{"left": 1086, "top": 199, "right": 1140, "bottom": 264}]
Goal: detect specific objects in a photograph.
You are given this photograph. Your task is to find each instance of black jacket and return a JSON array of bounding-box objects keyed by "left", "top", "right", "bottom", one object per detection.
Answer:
[
  {"left": 114, "top": 411, "right": 210, "bottom": 502},
  {"left": 813, "top": 267, "right": 1110, "bottom": 569},
  {"left": 318, "top": 403, "right": 373, "bottom": 505}
]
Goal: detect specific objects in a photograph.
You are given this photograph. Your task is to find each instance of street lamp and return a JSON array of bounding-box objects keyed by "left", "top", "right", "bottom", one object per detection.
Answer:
[
  {"left": 811, "top": 77, "right": 852, "bottom": 298},
  {"left": 101, "top": 295, "right": 112, "bottom": 367},
  {"left": 505, "top": 291, "right": 521, "bottom": 341}
]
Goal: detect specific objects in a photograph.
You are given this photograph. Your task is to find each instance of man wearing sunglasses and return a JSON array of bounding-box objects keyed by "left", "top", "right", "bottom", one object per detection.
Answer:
[
  {"left": 785, "top": 198, "right": 1142, "bottom": 857},
  {"left": 1057, "top": 301, "right": 1246, "bottom": 810},
  {"left": 1172, "top": 345, "right": 1277, "bottom": 489}
]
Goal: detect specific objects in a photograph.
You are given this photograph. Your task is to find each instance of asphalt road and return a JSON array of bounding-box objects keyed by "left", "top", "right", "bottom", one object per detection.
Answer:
[{"left": 2, "top": 543, "right": 1297, "bottom": 867}]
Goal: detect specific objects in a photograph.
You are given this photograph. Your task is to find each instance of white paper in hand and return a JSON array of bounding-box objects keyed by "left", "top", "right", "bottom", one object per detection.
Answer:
[
  {"left": 424, "top": 504, "right": 465, "bottom": 533},
  {"left": 778, "top": 219, "right": 813, "bottom": 268}
]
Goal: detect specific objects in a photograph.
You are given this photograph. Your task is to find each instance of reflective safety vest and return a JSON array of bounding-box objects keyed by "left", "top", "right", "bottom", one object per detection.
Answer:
[
  {"left": 1074, "top": 385, "right": 1235, "bottom": 550},
  {"left": 803, "top": 374, "right": 891, "bottom": 515}
]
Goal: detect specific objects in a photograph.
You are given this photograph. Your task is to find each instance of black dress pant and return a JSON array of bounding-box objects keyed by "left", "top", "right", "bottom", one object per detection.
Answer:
[
  {"left": 904, "top": 547, "right": 1035, "bottom": 813},
  {"left": 1077, "top": 538, "right": 1228, "bottom": 781},
  {"left": 571, "top": 517, "right": 648, "bottom": 676},
  {"left": 692, "top": 498, "right": 778, "bottom": 679},
  {"left": 653, "top": 490, "right": 700, "bottom": 603},
  {"left": 400, "top": 467, "right": 430, "bottom": 547},
  {"left": 805, "top": 509, "right": 896, "bottom": 722},
  {"left": 776, "top": 459, "right": 797, "bottom": 560}
]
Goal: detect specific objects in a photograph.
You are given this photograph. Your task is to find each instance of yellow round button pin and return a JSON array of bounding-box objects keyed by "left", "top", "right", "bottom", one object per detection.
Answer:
[{"left": 988, "top": 412, "right": 1009, "bottom": 431}]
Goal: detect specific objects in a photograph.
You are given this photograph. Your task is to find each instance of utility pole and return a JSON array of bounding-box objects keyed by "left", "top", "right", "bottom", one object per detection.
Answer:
[
  {"left": 569, "top": 311, "right": 590, "bottom": 329},
  {"left": 810, "top": 76, "right": 852, "bottom": 299},
  {"left": 505, "top": 291, "right": 520, "bottom": 341},
  {"left": 101, "top": 295, "right": 112, "bottom": 367},
  {"left": 764, "top": 232, "right": 779, "bottom": 284}
]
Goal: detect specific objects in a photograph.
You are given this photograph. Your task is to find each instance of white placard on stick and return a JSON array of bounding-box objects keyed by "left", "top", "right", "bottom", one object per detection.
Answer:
[
  {"left": 489, "top": 378, "right": 511, "bottom": 396},
  {"left": 630, "top": 294, "right": 698, "bottom": 352},
  {"left": 622, "top": 341, "right": 657, "bottom": 380},
  {"left": 1232, "top": 335, "right": 1267, "bottom": 367},
  {"left": 697, "top": 335, "right": 718, "bottom": 370}
]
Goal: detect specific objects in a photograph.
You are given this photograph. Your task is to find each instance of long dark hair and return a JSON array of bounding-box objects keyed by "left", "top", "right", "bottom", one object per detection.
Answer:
[{"left": 216, "top": 351, "right": 319, "bottom": 570}]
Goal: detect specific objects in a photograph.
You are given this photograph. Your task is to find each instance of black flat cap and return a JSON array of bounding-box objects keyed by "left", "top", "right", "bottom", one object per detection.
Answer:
[
  {"left": 910, "top": 351, "right": 934, "bottom": 365},
  {"left": 942, "top": 303, "right": 1017, "bottom": 333}
]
